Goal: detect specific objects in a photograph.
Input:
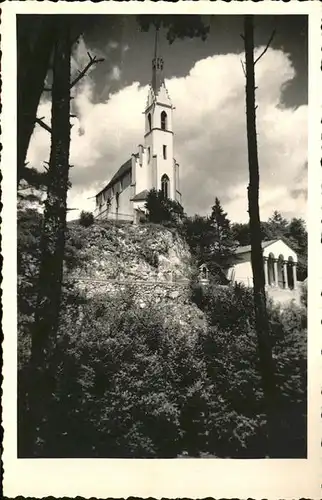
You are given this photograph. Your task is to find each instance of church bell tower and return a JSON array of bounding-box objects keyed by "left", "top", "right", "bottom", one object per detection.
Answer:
[{"left": 143, "top": 27, "right": 180, "bottom": 203}]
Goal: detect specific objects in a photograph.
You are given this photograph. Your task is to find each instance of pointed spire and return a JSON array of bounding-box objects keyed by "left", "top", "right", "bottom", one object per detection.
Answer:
[
  {"left": 152, "top": 25, "right": 164, "bottom": 94},
  {"left": 154, "top": 26, "right": 159, "bottom": 60}
]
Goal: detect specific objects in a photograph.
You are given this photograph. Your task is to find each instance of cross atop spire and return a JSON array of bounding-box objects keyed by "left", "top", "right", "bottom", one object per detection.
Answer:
[{"left": 152, "top": 25, "right": 164, "bottom": 94}]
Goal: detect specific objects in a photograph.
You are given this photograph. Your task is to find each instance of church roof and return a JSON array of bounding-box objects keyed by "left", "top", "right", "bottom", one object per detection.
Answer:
[
  {"left": 235, "top": 240, "right": 277, "bottom": 255},
  {"left": 131, "top": 189, "right": 149, "bottom": 202},
  {"left": 96, "top": 158, "right": 132, "bottom": 197}
]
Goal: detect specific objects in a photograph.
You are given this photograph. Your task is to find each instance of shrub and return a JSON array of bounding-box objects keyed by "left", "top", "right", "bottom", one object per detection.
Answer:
[
  {"left": 17, "top": 208, "right": 307, "bottom": 458},
  {"left": 199, "top": 284, "right": 307, "bottom": 457},
  {"left": 145, "top": 189, "right": 185, "bottom": 225},
  {"left": 24, "top": 291, "right": 211, "bottom": 458},
  {"left": 300, "top": 279, "right": 307, "bottom": 308},
  {"left": 79, "top": 210, "right": 94, "bottom": 227},
  {"left": 18, "top": 281, "right": 307, "bottom": 458}
]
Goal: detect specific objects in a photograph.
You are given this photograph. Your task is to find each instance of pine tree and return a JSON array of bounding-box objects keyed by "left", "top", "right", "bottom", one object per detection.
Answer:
[
  {"left": 286, "top": 218, "right": 307, "bottom": 280},
  {"left": 181, "top": 215, "right": 212, "bottom": 263},
  {"left": 208, "top": 197, "right": 237, "bottom": 271},
  {"left": 17, "top": 16, "right": 57, "bottom": 184},
  {"left": 244, "top": 14, "right": 280, "bottom": 457},
  {"left": 27, "top": 19, "right": 72, "bottom": 457},
  {"left": 267, "top": 211, "right": 288, "bottom": 239}
]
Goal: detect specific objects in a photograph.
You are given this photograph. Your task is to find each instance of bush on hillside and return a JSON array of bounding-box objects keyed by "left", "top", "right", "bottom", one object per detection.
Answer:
[
  {"left": 300, "top": 280, "right": 307, "bottom": 308},
  {"left": 145, "top": 189, "right": 185, "bottom": 226},
  {"left": 199, "top": 283, "right": 307, "bottom": 457},
  {"left": 17, "top": 210, "right": 307, "bottom": 459},
  {"left": 19, "top": 289, "right": 211, "bottom": 458},
  {"left": 18, "top": 282, "right": 306, "bottom": 459},
  {"left": 79, "top": 210, "right": 94, "bottom": 227}
]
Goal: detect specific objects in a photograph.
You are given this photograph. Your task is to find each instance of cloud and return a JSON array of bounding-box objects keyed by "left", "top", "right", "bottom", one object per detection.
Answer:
[
  {"left": 107, "top": 40, "right": 119, "bottom": 50},
  {"left": 27, "top": 46, "right": 307, "bottom": 222}
]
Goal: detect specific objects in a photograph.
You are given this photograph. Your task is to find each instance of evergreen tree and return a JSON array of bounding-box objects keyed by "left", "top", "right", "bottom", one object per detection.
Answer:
[
  {"left": 181, "top": 215, "right": 212, "bottom": 263},
  {"left": 145, "top": 189, "right": 185, "bottom": 225},
  {"left": 27, "top": 20, "right": 72, "bottom": 457},
  {"left": 231, "top": 222, "right": 251, "bottom": 246},
  {"left": 181, "top": 199, "right": 237, "bottom": 283},
  {"left": 287, "top": 217, "right": 307, "bottom": 251},
  {"left": 286, "top": 218, "right": 307, "bottom": 280},
  {"left": 208, "top": 197, "right": 237, "bottom": 271},
  {"left": 267, "top": 211, "right": 288, "bottom": 239}
]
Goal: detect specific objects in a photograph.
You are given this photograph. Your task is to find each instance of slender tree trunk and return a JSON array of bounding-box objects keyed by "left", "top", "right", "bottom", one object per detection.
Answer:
[
  {"left": 243, "top": 15, "right": 280, "bottom": 457},
  {"left": 17, "top": 16, "right": 57, "bottom": 183},
  {"left": 25, "top": 19, "right": 72, "bottom": 456}
]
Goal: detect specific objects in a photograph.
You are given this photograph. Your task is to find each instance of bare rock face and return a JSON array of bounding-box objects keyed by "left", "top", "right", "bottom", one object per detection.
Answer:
[
  {"left": 67, "top": 221, "right": 192, "bottom": 287},
  {"left": 65, "top": 220, "right": 207, "bottom": 334}
]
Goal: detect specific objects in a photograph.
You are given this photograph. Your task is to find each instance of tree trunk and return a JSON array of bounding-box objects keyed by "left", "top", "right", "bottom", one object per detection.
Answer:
[
  {"left": 25, "top": 19, "right": 71, "bottom": 456},
  {"left": 17, "top": 15, "right": 57, "bottom": 184},
  {"left": 243, "top": 15, "right": 280, "bottom": 457}
]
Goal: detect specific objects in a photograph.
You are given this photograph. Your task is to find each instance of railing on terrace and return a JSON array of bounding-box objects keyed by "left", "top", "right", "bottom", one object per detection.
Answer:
[
  {"left": 75, "top": 275, "right": 191, "bottom": 286},
  {"left": 94, "top": 207, "right": 134, "bottom": 222}
]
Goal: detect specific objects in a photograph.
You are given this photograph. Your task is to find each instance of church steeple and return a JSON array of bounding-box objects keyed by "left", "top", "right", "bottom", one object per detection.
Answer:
[{"left": 151, "top": 26, "right": 164, "bottom": 94}]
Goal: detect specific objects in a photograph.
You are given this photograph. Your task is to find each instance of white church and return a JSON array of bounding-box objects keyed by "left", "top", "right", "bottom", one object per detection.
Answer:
[{"left": 94, "top": 32, "right": 181, "bottom": 223}]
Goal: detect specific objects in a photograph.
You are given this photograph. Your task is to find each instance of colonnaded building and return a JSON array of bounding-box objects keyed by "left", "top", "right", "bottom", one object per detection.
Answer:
[
  {"left": 227, "top": 239, "right": 301, "bottom": 304},
  {"left": 94, "top": 35, "right": 181, "bottom": 223}
]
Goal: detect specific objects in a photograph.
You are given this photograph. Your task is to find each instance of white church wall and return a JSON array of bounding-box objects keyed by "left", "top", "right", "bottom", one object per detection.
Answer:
[
  {"left": 116, "top": 185, "right": 133, "bottom": 220},
  {"left": 151, "top": 155, "right": 157, "bottom": 189},
  {"left": 95, "top": 168, "right": 134, "bottom": 221},
  {"left": 155, "top": 143, "right": 175, "bottom": 198},
  {"left": 134, "top": 149, "right": 150, "bottom": 196}
]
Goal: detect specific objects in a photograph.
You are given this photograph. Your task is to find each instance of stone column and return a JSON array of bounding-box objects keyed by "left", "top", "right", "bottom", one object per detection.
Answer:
[
  {"left": 273, "top": 259, "right": 278, "bottom": 287},
  {"left": 292, "top": 263, "right": 297, "bottom": 289},
  {"left": 283, "top": 261, "right": 289, "bottom": 289},
  {"left": 263, "top": 257, "right": 268, "bottom": 286}
]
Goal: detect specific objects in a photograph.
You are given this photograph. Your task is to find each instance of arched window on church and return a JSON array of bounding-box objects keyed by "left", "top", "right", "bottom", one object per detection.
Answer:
[
  {"left": 161, "top": 111, "right": 167, "bottom": 130},
  {"left": 161, "top": 174, "right": 170, "bottom": 198},
  {"left": 148, "top": 113, "right": 152, "bottom": 132}
]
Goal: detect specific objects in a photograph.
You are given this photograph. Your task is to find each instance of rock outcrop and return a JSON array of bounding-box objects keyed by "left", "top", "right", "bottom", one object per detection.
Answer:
[{"left": 65, "top": 220, "right": 207, "bottom": 334}]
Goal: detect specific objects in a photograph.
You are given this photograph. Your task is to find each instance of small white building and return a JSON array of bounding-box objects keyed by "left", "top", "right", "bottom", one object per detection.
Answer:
[
  {"left": 228, "top": 239, "right": 300, "bottom": 304},
  {"left": 94, "top": 30, "right": 181, "bottom": 223}
]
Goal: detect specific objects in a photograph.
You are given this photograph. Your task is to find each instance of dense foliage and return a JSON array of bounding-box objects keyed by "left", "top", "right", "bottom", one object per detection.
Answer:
[
  {"left": 137, "top": 15, "right": 209, "bottom": 44},
  {"left": 180, "top": 198, "right": 237, "bottom": 283},
  {"left": 145, "top": 189, "right": 185, "bottom": 225},
  {"left": 18, "top": 209, "right": 307, "bottom": 459},
  {"left": 79, "top": 210, "right": 94, "bottom": 227},
  {"left": 198, "top": 283, "right": 307, "bottom": 457}
]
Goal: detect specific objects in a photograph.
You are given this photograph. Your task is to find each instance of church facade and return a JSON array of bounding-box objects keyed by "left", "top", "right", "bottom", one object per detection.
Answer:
[{"left": 94, "top": 36, "right": 181, "bottom": 223}]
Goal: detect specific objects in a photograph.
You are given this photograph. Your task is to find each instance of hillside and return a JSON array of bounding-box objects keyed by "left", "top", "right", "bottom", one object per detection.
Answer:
[
  {"left": 18, "top": 211, "right": 307, "bottom": 459},
  {"left": 65, "top": 220, "right": 207, "bottom": 334},
  {"left": 18, "top": 213, "right": 207, "bottom": 352}
]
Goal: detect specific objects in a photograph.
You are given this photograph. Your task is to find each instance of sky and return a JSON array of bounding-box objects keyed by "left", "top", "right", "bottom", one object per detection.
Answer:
[{"left": 26, "top": 14, "right": 308, "bottom": 223}]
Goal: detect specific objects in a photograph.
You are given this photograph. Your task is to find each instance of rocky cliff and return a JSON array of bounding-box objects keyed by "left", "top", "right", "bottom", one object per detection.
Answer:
[{"left": 65, "top": 220, "right": 207, "bottom": 334}]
